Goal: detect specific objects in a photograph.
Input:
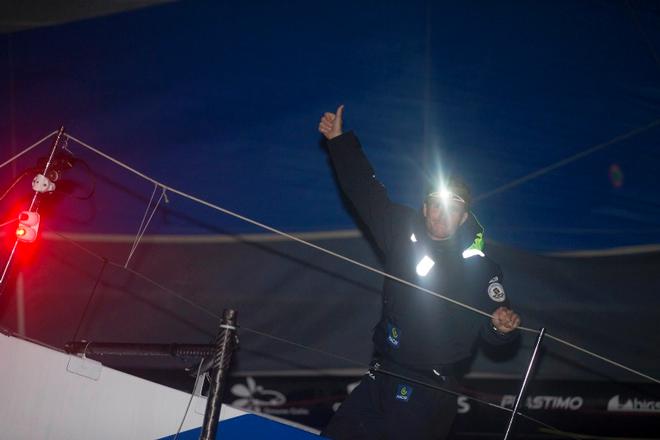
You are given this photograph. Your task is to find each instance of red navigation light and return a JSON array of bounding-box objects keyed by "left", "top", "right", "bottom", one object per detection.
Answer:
[{"left": 16, "top": 211, "right": 40, "bottom": 243}]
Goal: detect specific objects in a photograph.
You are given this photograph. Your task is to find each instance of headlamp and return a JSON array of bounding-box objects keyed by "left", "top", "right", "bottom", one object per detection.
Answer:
[{"left": 427, "top": 188, "right": 466, "bottom": 205}]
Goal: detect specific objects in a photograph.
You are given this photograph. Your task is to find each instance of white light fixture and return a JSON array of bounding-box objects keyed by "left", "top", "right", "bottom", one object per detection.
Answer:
[{"left": 32, "top": 174, "right": 56, "bottom": 193}]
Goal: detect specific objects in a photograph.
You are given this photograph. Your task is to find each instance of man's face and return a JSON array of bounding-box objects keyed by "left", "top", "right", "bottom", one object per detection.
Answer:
[{"left": 423, "top": 197, "right": 468, "bottom": 240}]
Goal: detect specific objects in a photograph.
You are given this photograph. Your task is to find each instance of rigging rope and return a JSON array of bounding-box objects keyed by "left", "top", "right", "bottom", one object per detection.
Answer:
[
  {"left": 48, "top": 228, "right": 581, "bottom": 440},
  {"left": 473, "top": 117, "right": 660, "bottom": 202},
  {"left": 0, "top": 131, "right": 57, "bottom": 171},
  {"left": 63, "top": 132, "right": 660, "bottom": 385},
  {"left": 3, "top": 132, "right": 658, "bottom": 386}
]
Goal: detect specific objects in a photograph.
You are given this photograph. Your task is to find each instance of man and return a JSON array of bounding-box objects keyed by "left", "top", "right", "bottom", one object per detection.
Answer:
[{"left": 318, "top": 105, "right": 521, "bottom": 439}]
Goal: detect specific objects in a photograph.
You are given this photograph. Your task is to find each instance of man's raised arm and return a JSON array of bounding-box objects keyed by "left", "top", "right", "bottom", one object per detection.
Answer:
[{"left": 318, "top": 105, "right": 403, "bottom": 255}]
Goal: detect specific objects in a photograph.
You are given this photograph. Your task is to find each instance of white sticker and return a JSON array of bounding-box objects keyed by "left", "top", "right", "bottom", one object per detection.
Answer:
[{"left": 488, "top": 282, "right": 506, "bottom": 302}]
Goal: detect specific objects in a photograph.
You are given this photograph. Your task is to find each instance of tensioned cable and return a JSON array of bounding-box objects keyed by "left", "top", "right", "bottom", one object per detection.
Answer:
[
  {"left": 64, "top": 134, "right": 499, "bottom": 321},
  {"left": 71, "top": 259, "right": 108, "bottom": 343},
  {"left": 173, "top": 357, "right": 206, "bottom": 440},
  {"left": 472, "top": 117, "right": 660, "bottom": 202},
  {"left": 0, "top": 131, "right": 57, "bottom": 171},
  {"left": 51, "top": 228, "right": 363, "bottom": 368},
  {"left": 47, "top": 229, "right": 578, "bottom": 440},
  {"left": 48, "top": 230, "right": 220, "bottom": 323},
  {"left": 374, "top": 367, "right": 582, "bottom": 440},
  {"left": 126, "top": 182, "right": 159, "bottom": 266},
  {"left": 543, "top": 333, "right": 658, "bottom": 384},
  {"left": 64, "top": 132, "right": 660, "bottom": 385},
  {"left": 0, "top": 218, "right": 18, "bottom": 228},
  {"left": 0, "top": 133, "right": 163, "bottom": 269},
  {"left": 0, "top": 171, "right": 28, "bottom": 202},
  {"left": 236, "top": 325, "right": 368, "bottom": 370},
  {"left": 125, "top": 185, "right": 167, "bottom": 268}
]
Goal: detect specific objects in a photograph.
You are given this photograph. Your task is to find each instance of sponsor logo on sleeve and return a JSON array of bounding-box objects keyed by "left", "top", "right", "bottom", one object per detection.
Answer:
[
  {"left": 396, "top": 384, "right": 413, "bottom": 402},
  {"left": 488, "top": 282, "right": 506, "bottom": 302},
  {"left": 386, "top": 323, "right": 401, "bottom": 348}
]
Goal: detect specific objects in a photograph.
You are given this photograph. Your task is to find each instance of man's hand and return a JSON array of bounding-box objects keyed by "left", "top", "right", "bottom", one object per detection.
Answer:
[
  {"left": 318, "top": 105, "right": 344, "bottom": 140},
  {"left": 491, "top": 306, "right": 521, "bottom": 334}
]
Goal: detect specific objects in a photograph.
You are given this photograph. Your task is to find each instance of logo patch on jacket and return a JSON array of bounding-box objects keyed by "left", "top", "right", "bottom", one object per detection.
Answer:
[
  {"left": 386, "top": 323, "right": 400, "bottom": 348},
  {"left": 395, "top": 384, "right": 413, "bottom": 402},
  {"left": 488, "top": 282, "right": 506, "bottom": 302}
]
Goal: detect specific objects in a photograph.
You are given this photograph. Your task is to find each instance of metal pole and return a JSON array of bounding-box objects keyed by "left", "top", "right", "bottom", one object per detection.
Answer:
[
  {"left": 200, "top": 309, "right": 238, "bottom": 440},
  {"left": 64, "top": 341, "right": 218, "bottom": 358},
  {"left": 503, "top": 327, "right": 546, "bottom": 440},
  {"left": 0, "top": 126, "right": 65, "bottom": 290}
]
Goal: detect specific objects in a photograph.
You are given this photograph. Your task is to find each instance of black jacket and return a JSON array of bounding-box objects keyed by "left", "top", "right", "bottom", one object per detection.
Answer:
[{"left": 327, "top": 131, "right": 513, "bottom": 374}]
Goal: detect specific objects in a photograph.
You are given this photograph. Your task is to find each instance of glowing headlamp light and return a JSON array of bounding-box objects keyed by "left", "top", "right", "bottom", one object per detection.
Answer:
[{"left": 427, "top": 188, "right": 466, "bottom": 205}]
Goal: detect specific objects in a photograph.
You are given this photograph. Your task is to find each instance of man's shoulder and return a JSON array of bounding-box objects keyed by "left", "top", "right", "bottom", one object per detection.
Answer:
[{"left": 463, "top": 252, "right": 502, "bottom": 277}]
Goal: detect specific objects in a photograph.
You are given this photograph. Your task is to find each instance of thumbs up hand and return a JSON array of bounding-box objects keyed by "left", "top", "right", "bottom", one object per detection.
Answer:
[{"left": 318, "top": 105, "right": 344, "bottom": 140}]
